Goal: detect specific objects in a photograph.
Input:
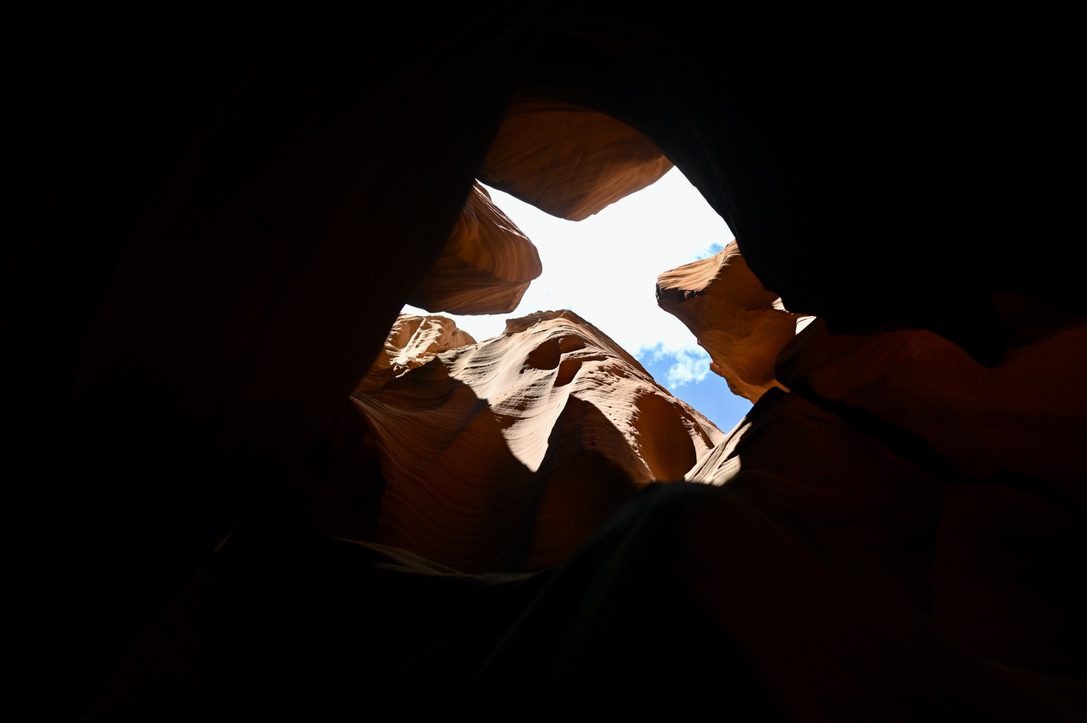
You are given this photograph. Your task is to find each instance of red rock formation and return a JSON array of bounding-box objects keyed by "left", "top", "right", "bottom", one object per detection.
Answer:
[
  {"left": 348, "top": 309, "right": 725, "bottom": 572},
  {"left": 775, "top": 318, "right": 1087, "bottom": 504},
  {"left": 356, "top": 313, "right": 476, "bottom": 393},
  {"left": 478, "top": 99, "right": 674, "bottom": 221},
  {"left": 406, "top": 182, "right": 543, "bottom": 315},
  {"left": 686, "top": 311, "right": 1087, "bottom": 687},
  {"left": 656, "top": 239, "right": 811, "bottom": 403},
  {"left": 10, "top": 9, "right": 1085, "bottom": 723}
]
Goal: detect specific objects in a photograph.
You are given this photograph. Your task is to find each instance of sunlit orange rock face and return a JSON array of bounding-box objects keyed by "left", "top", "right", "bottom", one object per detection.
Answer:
[
  {"left": 332, "top": 100, "right": 1087, "bottom": 696},
  {"left": 309, "top": 98, "right": 704, "bottom": 576},
  {"left": 656, "top": 239, "right": 810, "bottom": 403},
  {"left": 406, "top": 182, "right": 543, "bottom": 315},
  {"left": 356, "top": 313, "right": 477, "bottom": 393},
  {"left": 347, "top": 309, "right": 725, "bottom": 573}
]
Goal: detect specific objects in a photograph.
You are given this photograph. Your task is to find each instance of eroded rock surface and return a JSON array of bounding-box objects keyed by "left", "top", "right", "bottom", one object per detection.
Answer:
[
  {"left": 406, "top": 182, "right": 543, "bottom": 315},
  {"left": 347, "top": 309, "right": 725, "bottom": 572},
  {"left": 656, "top": 239, "right": 811, "bottom": 403},
  {"left": 12, "top": 11, "right": 1085, "bottom": 722},
  {"left": 356, "top": 313, "right": 476, "bottom": 393}
]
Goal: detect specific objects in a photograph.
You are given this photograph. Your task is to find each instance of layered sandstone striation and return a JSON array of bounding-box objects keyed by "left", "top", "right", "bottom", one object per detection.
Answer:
[
  {"left": 356, "top": 313, "right": 477, "bottom": 393},
  {"left": 346, "top": 309, "right": 724, "bottom": 572}
]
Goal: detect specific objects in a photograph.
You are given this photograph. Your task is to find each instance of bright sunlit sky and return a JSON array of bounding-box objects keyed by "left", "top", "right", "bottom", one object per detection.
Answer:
[{"left": 403, "top": 166, "right": 754, "bottom": 433}]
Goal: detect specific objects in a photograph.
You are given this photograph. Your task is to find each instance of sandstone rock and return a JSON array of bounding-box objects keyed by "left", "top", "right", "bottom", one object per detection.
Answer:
[
  {"left": 478, "top": 99, "right": 674, "bottom": 221},
  {"left": 687, "top": 314, "right": 1087, "bottom": 676},
  {"left": 656, "top": 239, "right": 812, "bottom": 403},
  {"left": 348, "top": 309, "right": 725, "bottom": 572},
  {"left": 406, "top": 182, "right": 543, "bottom": 315},
  {"left": 774, "top": 317, "right": 1087, "bottom": 504},
  {"left": 10, "top": 9, "right": 1085, "bottom": 722},
  {"left": 356, "top": 313, "right": 476, "bottom": 393}
]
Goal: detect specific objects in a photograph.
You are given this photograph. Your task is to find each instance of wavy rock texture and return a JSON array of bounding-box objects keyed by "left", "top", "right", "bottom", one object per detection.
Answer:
[
  {"left": 357, "top": 313, "right": 477, "bottom": 393},
  {"left": 656, "top": 239, "right": 812, "bottom": 403},
  {"left": 350, "top": 309, "right": 725, "bottom": 572},
  {"left": 406, "top": 182, "right": 543, "bottom": 315}
]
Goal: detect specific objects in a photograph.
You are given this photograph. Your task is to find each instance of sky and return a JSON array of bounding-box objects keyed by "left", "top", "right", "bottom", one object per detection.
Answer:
[{"left": 402, "top": 166, "right": 754, "bottom": 433}]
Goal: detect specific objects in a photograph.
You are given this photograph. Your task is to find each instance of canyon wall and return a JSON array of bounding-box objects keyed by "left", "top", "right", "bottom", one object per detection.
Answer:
[{"left": 8, "top": 8, "right": 1084, "bottom": 721}]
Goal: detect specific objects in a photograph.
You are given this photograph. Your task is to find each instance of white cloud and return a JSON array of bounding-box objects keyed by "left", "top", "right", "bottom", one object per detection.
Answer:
[
  {"left": 409, "top": 167, "right": 735, "bottom": 360},
  {"left": 643, "top": 343, "right": 712, "bottom": 388}
]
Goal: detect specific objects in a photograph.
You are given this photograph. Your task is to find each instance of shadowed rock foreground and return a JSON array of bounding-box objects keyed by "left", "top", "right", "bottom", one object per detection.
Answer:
[{"left": 9, "top": 7, "right": 1086, "bottom": 722}]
